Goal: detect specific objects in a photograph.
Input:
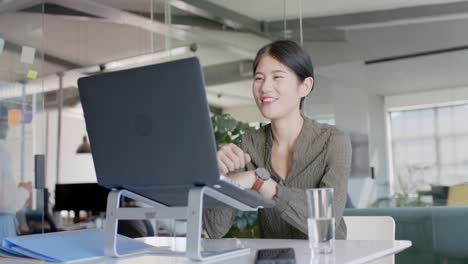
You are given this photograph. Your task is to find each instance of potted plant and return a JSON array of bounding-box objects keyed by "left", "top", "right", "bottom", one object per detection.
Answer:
[{"left": 210, "top": 113, "right": 260, "bottom": 238}]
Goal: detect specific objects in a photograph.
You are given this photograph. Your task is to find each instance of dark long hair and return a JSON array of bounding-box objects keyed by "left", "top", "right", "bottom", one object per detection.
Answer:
[{"left": 253, "top": 40, "right": 314, "bottom": 110}]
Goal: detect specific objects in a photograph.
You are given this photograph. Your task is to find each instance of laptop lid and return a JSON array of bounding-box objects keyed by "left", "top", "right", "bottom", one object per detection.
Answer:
[{"left": 78, "top": 57, "right": 220, "bottom": 192}]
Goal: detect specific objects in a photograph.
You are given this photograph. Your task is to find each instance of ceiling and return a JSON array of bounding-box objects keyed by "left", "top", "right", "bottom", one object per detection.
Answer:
[
  {"left": 91, "top": 0, "right": 468, "bottom": 20},
  {"left": 94, "top": 0, "right": 167, "bottom": 13},
  {"left": 1, "top": 0, "right": 468, "bottom": 110},
  {"left": 210, "top": 0, "right": 468, "bottom": 20}
]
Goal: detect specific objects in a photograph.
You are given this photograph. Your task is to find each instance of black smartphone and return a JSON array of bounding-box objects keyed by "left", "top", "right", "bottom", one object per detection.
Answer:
[{"left": 255, "top": 248, "right": 296, "bottom": 264}]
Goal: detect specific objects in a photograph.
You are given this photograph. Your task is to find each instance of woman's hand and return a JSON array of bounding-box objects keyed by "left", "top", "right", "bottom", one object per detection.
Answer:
[
  {"left": 217, "top": 143, "right": 251, "bottom": 175},
  {"left": 228, "top": 171, "right": 277, "bottom": 199},
  {"left": 18, "top": 181, "right": 32, "bottom": 196},
  {"left": 18, "top": 181, "right": 33, "bottom": 209}
]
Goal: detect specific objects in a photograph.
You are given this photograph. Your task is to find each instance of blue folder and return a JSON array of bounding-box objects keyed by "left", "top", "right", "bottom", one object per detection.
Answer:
[{"left": 1, "top": 229, "right": 154, "bottom": 262}]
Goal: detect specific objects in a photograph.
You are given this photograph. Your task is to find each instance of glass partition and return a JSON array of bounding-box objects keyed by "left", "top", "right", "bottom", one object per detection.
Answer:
[
  {"left": 0, "top": 2, "right": 46, "bottom": 239},
  {"left": 1, "top": 1, "right": 467, "bottom": 263}
]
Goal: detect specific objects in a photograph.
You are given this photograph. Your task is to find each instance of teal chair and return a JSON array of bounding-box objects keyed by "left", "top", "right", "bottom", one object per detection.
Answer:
[
  {"left": 432, "top": 207, "right": 468, "bottom": 261},
  {"left": 344, "top": 207, "right": 468, "bottom": 264}
]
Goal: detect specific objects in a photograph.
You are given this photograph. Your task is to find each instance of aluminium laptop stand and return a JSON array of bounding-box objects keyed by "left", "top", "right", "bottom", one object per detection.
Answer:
[{"left": 104, "top": 186, "right": 258, "bottom": 261}]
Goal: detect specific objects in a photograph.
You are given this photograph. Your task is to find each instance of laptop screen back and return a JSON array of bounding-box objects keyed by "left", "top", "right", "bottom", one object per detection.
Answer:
[{"left": 78, "top": 57, "right": 219, "bottom": 191}]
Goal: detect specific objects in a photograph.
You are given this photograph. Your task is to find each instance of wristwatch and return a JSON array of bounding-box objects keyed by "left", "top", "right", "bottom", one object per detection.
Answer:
[{"left": 251, "top": 167, "right": 271, "bottom": 192}]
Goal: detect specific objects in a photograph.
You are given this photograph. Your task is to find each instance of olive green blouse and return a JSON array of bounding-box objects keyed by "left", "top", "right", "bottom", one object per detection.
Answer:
[{"left": 203, "top": 116, "right": 352, "bottom": 240}]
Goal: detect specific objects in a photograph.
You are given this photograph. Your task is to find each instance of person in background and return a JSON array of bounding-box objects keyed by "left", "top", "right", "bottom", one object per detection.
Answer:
[
  {"left": 0, "top": 104, "right": 32, "bottom": 242},
  {"left": 204, "top": 40, "right": 352, "bottom": 240}
]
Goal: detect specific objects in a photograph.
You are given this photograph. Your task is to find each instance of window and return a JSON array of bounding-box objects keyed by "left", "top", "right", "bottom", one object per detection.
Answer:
[{"left": 389, "top": 104, "right": 468, "bottom": 188}]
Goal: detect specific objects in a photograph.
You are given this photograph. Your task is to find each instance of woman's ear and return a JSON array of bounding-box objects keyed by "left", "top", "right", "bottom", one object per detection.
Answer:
[{"left": 299, "top": 77, "right": 314, "bottom": 98}]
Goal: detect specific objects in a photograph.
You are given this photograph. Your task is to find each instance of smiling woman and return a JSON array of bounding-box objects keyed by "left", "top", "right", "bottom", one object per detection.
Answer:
[
  {"left": 253, "top": 40, "right": 314, "bottom": 114},
  {"left": 204, "top": 40, "right": 352, "bottom": 240}
]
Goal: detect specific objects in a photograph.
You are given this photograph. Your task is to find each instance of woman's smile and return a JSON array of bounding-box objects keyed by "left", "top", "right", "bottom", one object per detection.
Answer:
[{"left": 260, "top": 96, "right": 278, "bottom": 106}]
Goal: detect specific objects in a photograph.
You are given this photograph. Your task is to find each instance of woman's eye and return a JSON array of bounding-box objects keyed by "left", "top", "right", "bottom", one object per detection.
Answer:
[
  {"left": 254, "top": 77, "right": 263, "bottom": 81},
  {"left": 274, "top": 76, "right": 284, "bottom": 79}
]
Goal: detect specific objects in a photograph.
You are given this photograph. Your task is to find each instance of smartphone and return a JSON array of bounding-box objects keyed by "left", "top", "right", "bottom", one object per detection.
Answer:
[{"left": 255, "top": 248, "right": 296, "bottom": 264}]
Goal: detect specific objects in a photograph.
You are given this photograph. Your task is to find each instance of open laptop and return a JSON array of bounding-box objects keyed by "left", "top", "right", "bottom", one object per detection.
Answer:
[{"left": 78, "top": 57, "right": 275, "bottom": 208}]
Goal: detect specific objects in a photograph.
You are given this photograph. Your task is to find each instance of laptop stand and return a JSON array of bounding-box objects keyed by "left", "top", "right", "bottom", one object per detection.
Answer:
[{"left": 104, "top": 186, "right": 258, "bottom": 261}]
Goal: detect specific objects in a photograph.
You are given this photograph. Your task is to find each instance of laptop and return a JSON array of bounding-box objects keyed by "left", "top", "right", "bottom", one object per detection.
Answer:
[{"left": 78, "top": 57, "right": 275, "bottom": 208}]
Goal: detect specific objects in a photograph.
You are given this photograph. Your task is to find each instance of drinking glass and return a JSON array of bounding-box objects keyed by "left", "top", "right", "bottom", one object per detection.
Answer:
[{"left": 306, "top": 188, "right": 335, "bottom": 254}]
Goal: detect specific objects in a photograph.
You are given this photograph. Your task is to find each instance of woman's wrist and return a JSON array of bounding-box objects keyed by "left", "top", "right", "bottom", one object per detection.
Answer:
[
  {"left": 259, "top": 179, "right": 277, "bottom": 199},
  {"left": 228, "top": 170, "right": 277, "bottom": 199},
  {"left": 229, "top": 171, "right": 256, "bottom": 189}
]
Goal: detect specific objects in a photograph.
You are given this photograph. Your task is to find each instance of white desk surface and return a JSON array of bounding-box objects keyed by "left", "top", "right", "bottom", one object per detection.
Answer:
[{"left": 76, "top": 237, "right": 411, "bottom": 264}]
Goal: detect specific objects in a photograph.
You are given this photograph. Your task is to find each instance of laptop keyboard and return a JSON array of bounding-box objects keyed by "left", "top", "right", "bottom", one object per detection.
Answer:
[{"left": 219, "top": 175, "right": 245, "bottom": 190}]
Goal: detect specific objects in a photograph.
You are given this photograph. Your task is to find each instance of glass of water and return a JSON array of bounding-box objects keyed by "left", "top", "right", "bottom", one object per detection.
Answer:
[{"left": 306, "top": 188, "right": 335, "bottom": 254}]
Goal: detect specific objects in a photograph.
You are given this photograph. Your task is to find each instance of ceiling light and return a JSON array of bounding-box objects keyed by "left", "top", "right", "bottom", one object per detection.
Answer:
[{"left": 76, "top": 135, "right": 91, "bottom": 154}]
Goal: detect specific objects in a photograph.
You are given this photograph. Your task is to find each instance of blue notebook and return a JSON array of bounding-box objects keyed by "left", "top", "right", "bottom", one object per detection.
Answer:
[{"left": 1, "top": 229, "right": 154, "bottom": 262}]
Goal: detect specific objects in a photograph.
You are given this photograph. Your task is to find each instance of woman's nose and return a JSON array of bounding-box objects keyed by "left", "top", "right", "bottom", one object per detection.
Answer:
[{"left": 260, "top": 78, "right": 274, "bottom": 93}]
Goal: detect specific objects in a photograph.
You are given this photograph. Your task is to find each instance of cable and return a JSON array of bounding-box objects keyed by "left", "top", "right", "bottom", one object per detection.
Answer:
[{"left": 299, "top": 0, "right": 303, "bottom": 45}]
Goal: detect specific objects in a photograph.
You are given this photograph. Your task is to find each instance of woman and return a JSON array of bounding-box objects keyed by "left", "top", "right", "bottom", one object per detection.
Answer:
[
  {"left": 204, "top": 40, "right": 351, "bottom": 240},
  {"left": 0, "top": 105, "right": 32, "bottom": 241}
]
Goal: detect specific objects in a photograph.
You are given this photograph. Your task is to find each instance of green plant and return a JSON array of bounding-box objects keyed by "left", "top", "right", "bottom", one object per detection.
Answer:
[
  {"left": 225, "top": 211, "right": 260, "bottom": 238},
  {"left": 211, "top": 113, "right": 252, "bottom": 148},
  {"left": 393, "top": 165, "right": 432, "bottom": 207},
  {"left": 371, "top": 164, "right": 433, "bottom": 208},
  {"left": 210, "top": 113, "right": 260, "bottom": 238}
]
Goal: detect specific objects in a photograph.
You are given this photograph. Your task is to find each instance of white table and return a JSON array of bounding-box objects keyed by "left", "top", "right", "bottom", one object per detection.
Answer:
[{"left": 78, "top": 237, "right": 411, "bottom": 264}]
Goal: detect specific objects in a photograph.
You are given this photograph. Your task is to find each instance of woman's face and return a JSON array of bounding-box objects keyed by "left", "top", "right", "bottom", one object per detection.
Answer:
[{"left": 252, "top": 54, "right": 309, "bottom": 120}]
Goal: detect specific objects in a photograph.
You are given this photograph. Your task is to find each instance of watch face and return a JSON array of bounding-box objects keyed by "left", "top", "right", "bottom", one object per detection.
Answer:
[{"left": 256, "top": 167, "right": 271, "bottom": 181}]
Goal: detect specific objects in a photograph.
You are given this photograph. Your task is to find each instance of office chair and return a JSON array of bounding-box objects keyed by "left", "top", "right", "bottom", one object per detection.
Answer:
[
  {"left": 447, "top": 184, "right": 468, "bottom": 206},
  {"left": 117, "top": 198, "right": 155, "bottom": 238},
  {"left": 118, "top": 219, "right": 154, "bottom": 238},
  {"left": 344, "top": 216, "right": 396, "bottom": 264}
]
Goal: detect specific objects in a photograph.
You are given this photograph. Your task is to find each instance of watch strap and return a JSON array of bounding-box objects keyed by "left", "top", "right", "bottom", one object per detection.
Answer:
[{"left": 252, "top": 177, "right": 264, "bottom": 192}]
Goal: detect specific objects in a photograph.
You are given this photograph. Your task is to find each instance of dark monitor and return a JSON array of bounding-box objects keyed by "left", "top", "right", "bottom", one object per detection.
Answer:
[{"left": 54, "top": 183, "right": 109, "bottom": 214}]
